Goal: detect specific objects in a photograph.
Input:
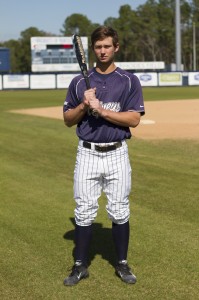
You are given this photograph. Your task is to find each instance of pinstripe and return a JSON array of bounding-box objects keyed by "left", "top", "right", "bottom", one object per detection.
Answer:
[{"left": 74, "top": 141, "right": 131, "bottom": 226}]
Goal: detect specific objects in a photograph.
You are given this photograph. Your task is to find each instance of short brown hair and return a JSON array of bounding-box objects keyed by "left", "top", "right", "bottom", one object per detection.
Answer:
[{"left": 91, "top": 26, "right": 119, "bottom": 48}]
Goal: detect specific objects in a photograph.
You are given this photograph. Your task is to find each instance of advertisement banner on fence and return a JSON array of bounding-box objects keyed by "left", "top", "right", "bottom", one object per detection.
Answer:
[
  {"left": 3, "top": 74, "right": 29, "bottom": 89},
  {"left": 30, "top": 74, "right": 56, "bottom": 89},
  {"left": 115, "top": 61, "right": 165, "bottom": 70},
  {"left": 158, "top": 72, "right": 182, "bottom": 86},
  {"left": 0, "top": 75, "right": 2, "bottom": 90},
  {"left": 134, "top": 73, "right": 158, "bottom": 86},
  {"left": 57, "top": 74, "right": 78, "bottom": 89},
  {"left": 188, "top": 72, "right": 199, "bottom": 86}
]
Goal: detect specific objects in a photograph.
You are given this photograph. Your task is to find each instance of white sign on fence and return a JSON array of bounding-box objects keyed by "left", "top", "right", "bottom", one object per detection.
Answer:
[
  {"left": 56, "top": 74, "right": 78, "bottom": 89},
  {"left": 135, "top": 73, "right": 158, "bottom": 86},
  {"left": 188, "top": 72, "right": 199, "bottom": 85},
  {"left": 3, "top": 74, "right": 29, "bottom": 89},
  {"left": 0, "top": 75, "right": 2, "bottom": 90},
  {"left": 115, "top": 61, "right": 165, "bottom": 70},
  {"left": 30, "top": 74, "right": 56, "bottom": 89}
]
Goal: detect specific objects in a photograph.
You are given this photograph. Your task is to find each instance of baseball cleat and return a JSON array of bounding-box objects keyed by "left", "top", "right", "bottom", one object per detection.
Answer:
[
  {"left": 63, "top": 263, "right": 89, "bottom": 286},
  {"left": 115, "top": 261, "right": 137, "bottom": 284}
]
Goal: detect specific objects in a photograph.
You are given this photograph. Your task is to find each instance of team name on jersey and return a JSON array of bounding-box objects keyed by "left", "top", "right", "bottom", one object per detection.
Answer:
[{"left": 101, "top": 101, "right": 121, "bottom": 112}]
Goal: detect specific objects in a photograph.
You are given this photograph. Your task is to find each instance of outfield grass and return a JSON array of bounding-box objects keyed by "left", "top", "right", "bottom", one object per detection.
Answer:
[
  {"left": 0, "top": 88, "right": 199, "bottom": 299},
  {"left": 142, "top": 86, "right": 199, "bottom": 101}
]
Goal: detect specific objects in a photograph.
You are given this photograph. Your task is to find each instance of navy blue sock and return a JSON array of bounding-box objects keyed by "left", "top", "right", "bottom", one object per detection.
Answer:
[
  {"left": 112, "top": 221, "right": 130, "bottom": 262},
  {"left": 75, "top": 224, "right": 93, "bottom": 265}
]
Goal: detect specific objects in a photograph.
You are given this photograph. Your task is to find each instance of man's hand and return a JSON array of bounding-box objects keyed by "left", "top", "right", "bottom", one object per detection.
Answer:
[
  {"left": 89, "top": 98, "right": 103, "bottom": 115},
  {"left": 83, "top": 88, "right": 100, "bottom": 117},
  {"left": 83, "top": 88, "right": 96, "bottom": 104}
]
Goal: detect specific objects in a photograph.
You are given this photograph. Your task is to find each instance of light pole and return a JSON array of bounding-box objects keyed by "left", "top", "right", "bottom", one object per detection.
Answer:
[
  {"left": 175, "top": 0, "right": 181, "bottom": 71},
  {"left": 193, "top": 22, "right": 196, "bottom": 71}
]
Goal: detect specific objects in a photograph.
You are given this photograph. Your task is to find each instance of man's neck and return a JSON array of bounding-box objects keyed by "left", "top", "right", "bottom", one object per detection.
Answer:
[{"left": 95, "top": 62, "right": 117, "bottom": 74}]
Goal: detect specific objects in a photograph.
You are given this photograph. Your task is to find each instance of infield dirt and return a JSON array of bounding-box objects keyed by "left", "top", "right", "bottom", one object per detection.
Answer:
[{"left": 10, "top": 99, "right": 199, "bottom": 140}]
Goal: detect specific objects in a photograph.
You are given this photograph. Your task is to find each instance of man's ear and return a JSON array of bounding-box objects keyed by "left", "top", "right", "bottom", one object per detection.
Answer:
[{"left": 114, "top": 43, "right": 119, "bottom": 53}]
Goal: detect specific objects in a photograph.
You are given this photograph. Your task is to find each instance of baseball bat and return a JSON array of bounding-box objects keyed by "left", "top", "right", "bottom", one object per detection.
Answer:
[{"left": 72, "top": 34, "right": 98, "bottom": 117}]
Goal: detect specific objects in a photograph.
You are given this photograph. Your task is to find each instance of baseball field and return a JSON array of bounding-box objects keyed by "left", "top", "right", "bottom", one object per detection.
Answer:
[{"left": 0, "top": 87, "right": 199, "bottom": 299}]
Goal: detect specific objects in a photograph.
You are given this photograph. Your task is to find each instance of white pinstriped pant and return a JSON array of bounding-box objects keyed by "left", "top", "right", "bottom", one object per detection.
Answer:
[{"left": 73, "top": 140, "right": 132, "bottom": 226}]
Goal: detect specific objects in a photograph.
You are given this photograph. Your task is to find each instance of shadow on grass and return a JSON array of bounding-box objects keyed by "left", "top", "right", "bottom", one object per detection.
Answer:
[{"left": 63, "top": 218, "right": 116, "bottom": 267}]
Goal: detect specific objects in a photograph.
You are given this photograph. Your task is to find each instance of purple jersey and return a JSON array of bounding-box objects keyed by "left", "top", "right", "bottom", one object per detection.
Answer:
[{"left": 63, "top": 67, "right": 145, "bottom": 143}]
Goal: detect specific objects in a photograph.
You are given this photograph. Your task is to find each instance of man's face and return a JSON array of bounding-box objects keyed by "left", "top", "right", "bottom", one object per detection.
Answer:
[{"left": 93, "top": 37, "right": 119, "bottom": 64}]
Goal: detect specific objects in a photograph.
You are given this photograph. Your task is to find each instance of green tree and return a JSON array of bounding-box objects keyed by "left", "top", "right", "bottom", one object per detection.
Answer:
[
  {"left": 2, "top": 27, "right": 49, "bottom": 73},
  {"left": 60, "top": 13, "right": 99, "bottom": 36},
  {"left": 136, "top": 0, "right": 175, "bottom": 64},
  {"left": 116, "top": 5, "right": 141, "bottom": 62},
  {"left": 18, "top": 27, "right": 48, "bottom": 72},
  {"left": 60, "top": 14, "right": 100, "bottom": 67},
  {"left": 190, "top": 0, "right": 199, "bottom": 69},
  {"left": 104, "top": 5, "right": 141, "bottom": 62},
  {"left": 180, "top": 0, "right": 193, "bottom": 70},
  {"left": 137, "top": 0, "right": 198, "bottom": 70}
]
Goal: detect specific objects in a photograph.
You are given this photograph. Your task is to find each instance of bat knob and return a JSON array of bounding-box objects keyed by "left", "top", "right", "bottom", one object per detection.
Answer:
[
  {"left": 92, "top": 110, "right": 99, "bottom": 118},
  {"left": 88, "top": 108, "right": 99, "bottom": 118}
]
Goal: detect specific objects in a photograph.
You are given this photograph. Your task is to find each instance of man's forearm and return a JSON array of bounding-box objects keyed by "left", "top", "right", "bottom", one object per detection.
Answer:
[
  {"left": 100, "top": 109, "right": 141, "bottom": 128},
  {"left": 63, "top": 103, "right": 87, "bottom": 127}
]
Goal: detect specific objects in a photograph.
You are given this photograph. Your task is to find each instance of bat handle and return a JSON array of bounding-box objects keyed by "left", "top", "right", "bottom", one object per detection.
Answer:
[
  {"left": 84, "top": 77, "right": 98, "bottom": 118},
  {"left": 85, "top": 77, "right": 91, "bottom": 89}
]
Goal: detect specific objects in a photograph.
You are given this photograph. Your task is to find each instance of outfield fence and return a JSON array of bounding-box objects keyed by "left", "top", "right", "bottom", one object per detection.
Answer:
[{"left": 0, "top": 71, "right": 199, "bottom": 90}]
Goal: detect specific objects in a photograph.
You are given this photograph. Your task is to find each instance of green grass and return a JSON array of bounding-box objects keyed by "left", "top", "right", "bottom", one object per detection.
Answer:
[
  {"left": 0, "top": 88, "right": 199, "bottom": 299},
  {"left": 142, "top": 86, "right": 199, "bottom": 101}
]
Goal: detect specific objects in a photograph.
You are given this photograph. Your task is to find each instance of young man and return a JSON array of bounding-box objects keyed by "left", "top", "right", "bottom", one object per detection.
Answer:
[{"left": 63, "top": 26, "right": 145, "bottom": 286}]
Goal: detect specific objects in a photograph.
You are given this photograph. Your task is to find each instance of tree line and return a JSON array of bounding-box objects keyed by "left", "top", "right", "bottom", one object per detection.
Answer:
[{"left": 1, "top": 0, "right": 198, "bottom": 73}]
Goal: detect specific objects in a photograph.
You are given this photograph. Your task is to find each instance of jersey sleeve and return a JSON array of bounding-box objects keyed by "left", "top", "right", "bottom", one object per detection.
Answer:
[
  {"left": 63, "top": 77, "right": 81, "bottom": 113},
  {"left": 125, "top": 75, "right": 145, "bottom": 116}
]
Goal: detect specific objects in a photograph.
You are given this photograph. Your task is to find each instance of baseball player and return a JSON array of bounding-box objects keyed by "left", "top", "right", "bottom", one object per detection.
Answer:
[{"left": 63, "top": 26, "right": 145, "bottom": 286}]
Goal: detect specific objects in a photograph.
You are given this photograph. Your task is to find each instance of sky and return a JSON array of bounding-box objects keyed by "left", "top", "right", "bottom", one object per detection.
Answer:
[{"left": 0, "top": 0, "right": 147, "bottom": 42}]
